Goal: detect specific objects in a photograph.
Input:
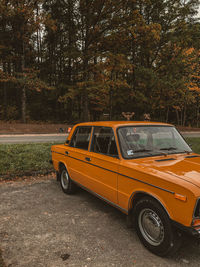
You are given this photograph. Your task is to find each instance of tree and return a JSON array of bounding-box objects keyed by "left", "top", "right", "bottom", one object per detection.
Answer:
[
  {"left": 0, "top": 0, "right": 51, "bottom": 122},
  {"left": 0, "top": 0, "right": 200, "bottom": 124}
]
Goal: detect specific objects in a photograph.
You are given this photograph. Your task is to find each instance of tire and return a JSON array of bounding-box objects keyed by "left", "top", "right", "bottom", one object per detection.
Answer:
[
  {"left": 134, "top": 197, "right": 181, "bottom": 256},
  {"left": 59, "top": 165, "right": 76, "bottom": 194}
]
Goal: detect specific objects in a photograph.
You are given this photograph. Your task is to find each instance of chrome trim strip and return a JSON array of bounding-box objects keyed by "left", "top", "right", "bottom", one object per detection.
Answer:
[
  {"left": 51, "top": 151, "right": 174, "bottom": 195},
  {"left": 71, "top": 179, "right": 128, "bottom": 214},
  {"left": 52, "top": 151, "right": 64, "bottom": 156},
  {"left": 120, "top": 173, "right": 174, "bottom": 195}
]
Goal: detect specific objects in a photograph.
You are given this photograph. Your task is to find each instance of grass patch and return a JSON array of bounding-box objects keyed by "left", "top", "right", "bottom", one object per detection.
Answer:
[
  {"left": 185, "top": 138, "right": 200, "bottom": 154},
  {"left": 0, "top": 138, "right": 199, "bottom": 179},
  {"left": 0, "top": 143, "right": 61, "bottom": 178}
]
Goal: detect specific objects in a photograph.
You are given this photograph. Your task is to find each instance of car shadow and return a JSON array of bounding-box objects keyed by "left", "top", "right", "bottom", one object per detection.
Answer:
[
  {"left": 72, "top": 185, "right": 200, "bottom": 261},
  {"left": 75, "top": 186, "right": 127, "bottom": 221}
]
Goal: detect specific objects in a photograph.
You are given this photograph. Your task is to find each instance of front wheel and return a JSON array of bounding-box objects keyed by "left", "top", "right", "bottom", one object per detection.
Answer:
[
  {"left": 134, "top": 197, "right": 181, "bottom": 256},
  {"left": 60, "top": 166, "right": 76, "bottom": 194}
]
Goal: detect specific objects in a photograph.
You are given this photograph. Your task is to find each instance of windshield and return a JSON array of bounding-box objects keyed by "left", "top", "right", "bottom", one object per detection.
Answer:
[{"left": 117, "top": 126, "right": 192, "bottom": 159}]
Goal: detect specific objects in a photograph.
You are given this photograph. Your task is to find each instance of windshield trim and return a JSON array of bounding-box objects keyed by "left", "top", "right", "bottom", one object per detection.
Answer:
[
  {"left": 125, "top": 151, "right": 193, "bottom": 160},
  {"left": 116, "top": 125, "right": 193, "bottom": 160}
]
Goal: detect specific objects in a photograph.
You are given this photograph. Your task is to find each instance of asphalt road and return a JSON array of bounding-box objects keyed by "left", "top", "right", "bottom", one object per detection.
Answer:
[
  {"left": 0, "top": 132, "right": 199, "bottom": 144},
  {"left": 1, "top": 177, "right": 200, "bottom": 266},
  {"left": 181, "top": 132, "right": 200, "bottom": 138},
  {"left": 0, "top": 133, "right": 68, "bottom": 144}
]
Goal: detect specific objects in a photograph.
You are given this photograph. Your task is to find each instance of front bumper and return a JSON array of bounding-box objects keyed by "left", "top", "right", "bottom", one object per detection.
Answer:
[{"left": 172, "top": 220, "right": 200, "bottom": 238}]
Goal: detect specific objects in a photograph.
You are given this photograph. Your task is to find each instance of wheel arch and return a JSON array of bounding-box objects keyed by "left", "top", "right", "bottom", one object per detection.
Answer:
[
  {"left": 57, "top": 161, "right": 68, "bottom": 181},
  {"left": 58, "top": 161, "right": 67, "bottom": 171},
  {"left": 128, "top": 191, "right": 171, "bottom": 219}
]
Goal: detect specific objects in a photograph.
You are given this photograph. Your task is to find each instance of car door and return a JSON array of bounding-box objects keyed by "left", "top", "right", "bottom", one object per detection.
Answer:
[
  {"left": 85, "top": 126, "right": 119, "bottom": 204},
  {"left": 65, "top": 126, "right": 92, "bottom": 185}
]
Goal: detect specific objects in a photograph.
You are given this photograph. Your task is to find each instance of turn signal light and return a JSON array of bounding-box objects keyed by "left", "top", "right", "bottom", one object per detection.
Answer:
[
  {"left": 174, "top": 193, "right": 187, "bottom": 202},
  {"left": 192, "top": 219, "right": 200, "bottom": 227}
]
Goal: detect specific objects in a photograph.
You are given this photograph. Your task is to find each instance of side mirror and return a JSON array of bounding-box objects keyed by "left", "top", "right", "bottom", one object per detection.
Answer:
[{"left": 66, "top": 139, "right": 70, "bottom": 144}]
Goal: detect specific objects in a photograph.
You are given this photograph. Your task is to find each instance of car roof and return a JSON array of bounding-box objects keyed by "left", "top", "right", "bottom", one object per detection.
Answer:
[{"left": 75, "top": 121, "right": 173, "bottom": 129}]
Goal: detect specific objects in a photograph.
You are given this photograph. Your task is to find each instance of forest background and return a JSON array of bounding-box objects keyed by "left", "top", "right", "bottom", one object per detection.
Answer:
[{"left": 0, "top": 0, "right": 200, "bottom": 126}]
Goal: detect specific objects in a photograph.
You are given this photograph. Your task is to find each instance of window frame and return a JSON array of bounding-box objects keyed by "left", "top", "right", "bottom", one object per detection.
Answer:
[
  {"left": 90, "top": 126, "right": 119, "bottom": 158},
  {"left": 69, "top": 126, "right": 93, "bottom": 151},
  {"left": 117, "top": 125, "right": 192, "bottom": 160}
]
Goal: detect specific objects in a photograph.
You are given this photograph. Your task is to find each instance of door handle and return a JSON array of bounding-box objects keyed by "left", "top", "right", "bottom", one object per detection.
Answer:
[
  {"left": 65, "top": 151, "right": 69, "bottom": 155},
  {"left": 85, "top": 157, "right": 91, "bottom": 162}
]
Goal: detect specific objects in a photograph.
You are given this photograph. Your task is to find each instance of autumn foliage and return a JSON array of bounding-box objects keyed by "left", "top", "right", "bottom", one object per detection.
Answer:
[{"left": 0, "top": 0, "right": 200, "bottom": 126}]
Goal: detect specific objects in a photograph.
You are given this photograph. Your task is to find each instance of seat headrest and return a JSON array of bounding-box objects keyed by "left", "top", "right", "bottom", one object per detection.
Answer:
[{"left": 126, "top": 134, "right": 140, "bottom": 142}]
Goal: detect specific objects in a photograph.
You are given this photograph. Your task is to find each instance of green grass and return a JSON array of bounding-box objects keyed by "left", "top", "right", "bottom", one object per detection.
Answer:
[
  {"left": 185, "top": 138, "right": 200, "bottom": 154},
  {"left": 0, "top": 143, "right": 61, "bottom": 178},
  {"left": 0, "top": 138, "right": 199, "bottom": 179}
]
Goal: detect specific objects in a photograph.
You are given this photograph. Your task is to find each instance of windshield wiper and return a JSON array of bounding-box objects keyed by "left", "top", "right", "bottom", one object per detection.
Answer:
[
  {"left": 152, "top": 149, "right": 168, "bottom": 156},
  {"left": 133, "top": 149, "right": 152, "bottom": 153},
  {"left": 184, "top": 150, "right": 192, "bottom": 154},
  {"left": 160, "top": 147, "right": 177, "bottom": 151}
]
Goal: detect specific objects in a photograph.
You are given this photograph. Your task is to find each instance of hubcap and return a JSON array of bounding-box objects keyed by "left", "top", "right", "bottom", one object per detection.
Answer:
[
  {"left": 61, "top": 170, "right": 69, "bottom": 190},
  {"left": 138, "top": 208, "right": 164, "bottom": 246}
]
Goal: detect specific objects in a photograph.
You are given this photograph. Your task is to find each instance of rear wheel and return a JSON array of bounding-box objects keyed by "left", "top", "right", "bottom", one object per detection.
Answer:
[
  {"left": 60, "top": 166, "right": 76, "bottom": 194},
  {"left": 134, "top": 197, "right": 181, "bottom": 256}
]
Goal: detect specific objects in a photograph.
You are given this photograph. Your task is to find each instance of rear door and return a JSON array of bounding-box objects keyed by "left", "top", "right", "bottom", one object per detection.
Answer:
[
  {"left": 85, "top": 127, "right": 119, "bottom": 204},
  {"left": 65, "top": 126, "right": 92, "bottom": 185}
]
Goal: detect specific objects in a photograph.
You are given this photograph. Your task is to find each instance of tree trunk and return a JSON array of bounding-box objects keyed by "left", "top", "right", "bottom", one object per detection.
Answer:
[
  {"left": 3, "top": 62, "right": 7, "bottom": 120},
  {"left": 81, "top": 90, "right": 89, "bottom": 121},
  {"left": 81, "top": 54, "right": 89, "bottom": 121},
  {"left": 180, "top": 109, "right": 183, "bottom": 126},
  {"left": 3, "top": 83, "right": 7, "bottom": 120},
  {"left": 21, "top": 43, "right": 26, "bottom": 123},
  {"left": 183, "top": 104, "right": 186, "bottom": 127},
  {"left": 175, "top": 109, "right": 180, "bottom": 125},
  {"left": 21, "top": 86, "right": 26, "bottom": 123},
  {"left": 165, "top": 106, "right": 169, "bottom": 123},
  {"left": 109, "top": 88, "right": 113, "bottom": 121}
]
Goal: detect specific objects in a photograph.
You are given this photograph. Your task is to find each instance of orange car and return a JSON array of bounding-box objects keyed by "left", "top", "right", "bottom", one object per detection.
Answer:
[{"left": 51, "top": 121, "right": 200, "bottom": 256}]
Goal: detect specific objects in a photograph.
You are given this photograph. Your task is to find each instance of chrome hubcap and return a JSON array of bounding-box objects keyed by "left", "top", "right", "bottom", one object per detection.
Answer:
[
  {"left": 138, "top": 208, "right": 164, "bottom": 246},
  {"left": 61, "top": 170, "right": 69, "bottom": 190}
]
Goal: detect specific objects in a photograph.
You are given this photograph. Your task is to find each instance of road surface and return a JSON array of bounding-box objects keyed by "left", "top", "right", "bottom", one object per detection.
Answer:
[
  {"left": 0, "top": 132, "right": 200, "bottom": 144},
  {"left": 0, "top": 133, "right": 68, "bottom": 144},
  {"left": 181, "top": 132, "right": 200, "bottom": 138}
]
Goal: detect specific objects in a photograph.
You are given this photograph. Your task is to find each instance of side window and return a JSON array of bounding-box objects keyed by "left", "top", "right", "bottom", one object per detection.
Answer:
[
  {"left": 70, "top": 127, "right": 92, "bottom": 150},
  {"left": 91, "top": 127, "right": 118, "bottom": 157}
]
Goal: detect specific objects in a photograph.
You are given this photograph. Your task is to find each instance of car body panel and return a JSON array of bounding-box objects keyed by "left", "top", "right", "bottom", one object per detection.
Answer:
[
  {"left": 51, "top": 121, "right": 200, "bottom": 230},
  {"left": 85, "top": 151, "right": 119, "bottom": 203},
  {"left": 118, "top": 157, "right": 196, "bottom": 226}
]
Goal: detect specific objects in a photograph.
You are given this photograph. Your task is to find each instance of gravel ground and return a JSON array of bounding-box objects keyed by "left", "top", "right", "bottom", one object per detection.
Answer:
[{"left": 1, "top": 177, "right": 200, "bottom": 267}]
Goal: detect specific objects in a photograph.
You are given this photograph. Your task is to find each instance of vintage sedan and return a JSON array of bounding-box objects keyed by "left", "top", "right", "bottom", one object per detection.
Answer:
[{"left": 51, "top": 121, "right": 200, "bottom": 256}]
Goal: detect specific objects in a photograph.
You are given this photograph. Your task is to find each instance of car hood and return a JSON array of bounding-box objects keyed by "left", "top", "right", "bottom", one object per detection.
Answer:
[{"left": 137, "top": 154, "right": 200, "bottom": 188}]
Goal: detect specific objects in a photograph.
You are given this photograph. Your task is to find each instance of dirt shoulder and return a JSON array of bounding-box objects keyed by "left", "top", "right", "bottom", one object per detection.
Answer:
[
  {"left": 0, "top": 122, "right": 72, "bottom": 134},
  {"left": 1, "top": 176, "right": 200, "bottom": 266},
  {"left": 1, "top": 121, "right": 200, "bottom": 135}
]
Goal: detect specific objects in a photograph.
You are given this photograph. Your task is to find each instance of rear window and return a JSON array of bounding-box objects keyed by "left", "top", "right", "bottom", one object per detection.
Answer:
[{"left": 70, "top": 127, "right": 92, "bottom": 150}]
